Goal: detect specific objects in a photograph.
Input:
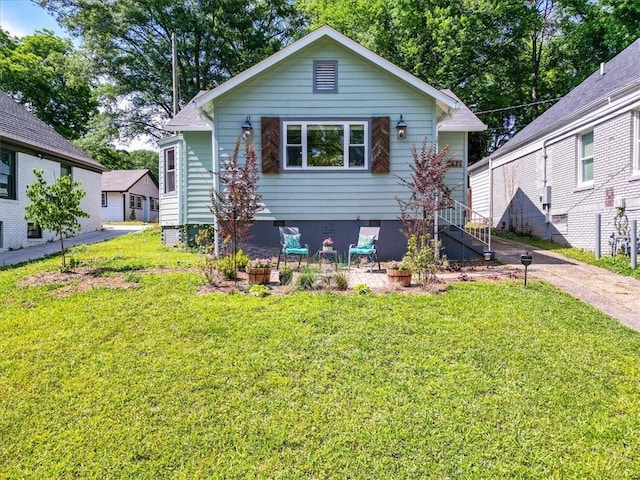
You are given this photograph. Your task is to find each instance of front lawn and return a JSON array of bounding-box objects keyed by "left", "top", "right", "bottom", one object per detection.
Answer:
[{"left": 1, "top": 230, "right": 640, "bottom": 478}]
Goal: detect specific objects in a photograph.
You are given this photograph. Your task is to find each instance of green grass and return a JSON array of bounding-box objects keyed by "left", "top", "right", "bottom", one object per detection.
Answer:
[
  {"left": 2, "top": 229, "right": 640, "bottom": 478},
  {"left": 495, "top": 230, "right": 640, "bottom": 280}
]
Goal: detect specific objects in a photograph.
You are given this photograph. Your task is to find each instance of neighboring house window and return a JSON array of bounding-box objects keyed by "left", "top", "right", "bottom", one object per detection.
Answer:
[
  {"left": 150, "top": 197, "right": 159, "bottom": 211},
  {"left": 101, "top": 192, "right": 107, "bottom": 207},
  {"left": 60, "top": 164, "right": 72, "bottom": 178},
  {"left": 0, "top": 149, "right": 16, "bottom": 199},
  {"left": 578, "top": 131, "right": 594, "bottom": 186},
  {"left": 283, "top": 121, "right": 368, "bottom": 170},
  {"left": 164, "top": 148, "right": 176, "bottom": 193},
  {"left": 313, "top": 60, "right": 337, "bottom": 93},
  {"left": 27, "top": 223, "right": 42, "bottom": 239},
  {"left": 130, "top": 194, "right": 143, "bottom": 209}
]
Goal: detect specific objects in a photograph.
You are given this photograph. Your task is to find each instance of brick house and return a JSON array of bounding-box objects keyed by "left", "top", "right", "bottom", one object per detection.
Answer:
[
  {"left": 470, "top": 38, "right": 640, "bottom": 252},
  {"left": 0, "top": 93, "right": 105, "bottom": 251}
]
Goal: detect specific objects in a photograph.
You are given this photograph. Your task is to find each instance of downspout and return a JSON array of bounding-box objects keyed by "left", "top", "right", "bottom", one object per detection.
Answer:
[
  {"left": 542, "top": 138, "right": 551, "bottom": 240},
  {"left": 198, "top": 107, "right": 219, "bottom": 255},
  {"left": 488, "top": 157, "right": 493, "bottom": 252}
]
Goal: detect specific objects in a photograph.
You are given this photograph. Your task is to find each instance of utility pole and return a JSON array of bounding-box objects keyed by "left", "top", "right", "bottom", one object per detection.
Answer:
[{"left": 172, "top": 32, "right": 179, "bottom": 116}]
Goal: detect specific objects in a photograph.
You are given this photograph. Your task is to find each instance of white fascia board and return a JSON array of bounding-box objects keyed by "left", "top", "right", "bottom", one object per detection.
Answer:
[
  {"left": 163, "top": 125, "right": 211, "bottom": 132},
  {"left": 194, "top": 26, "right": 458, "bottom": 111},
  {"left": 157, "top": 134, "right": 183, "bottom": 148},
  {"left": 439, "top": 124, "right": 488, "bottom": 132}
]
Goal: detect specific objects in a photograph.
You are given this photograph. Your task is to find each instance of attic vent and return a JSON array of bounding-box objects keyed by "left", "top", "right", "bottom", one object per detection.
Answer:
[{"left": 314, "top": 60, "right": 337, "bottom": 93}]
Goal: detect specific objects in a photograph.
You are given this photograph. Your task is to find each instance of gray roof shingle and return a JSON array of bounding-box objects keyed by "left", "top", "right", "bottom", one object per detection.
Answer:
[
  {"left": 0, "top": 93, "right": 106, "bottom": 172},
  {"left": 492, "top": 38, "right": 640, "bottom": 158},
  {"left": 101, "top": 169, "right": 157, "bottom": 192},
  {"left": 439, "top": 89, "right": 487, "bottom": 132}
]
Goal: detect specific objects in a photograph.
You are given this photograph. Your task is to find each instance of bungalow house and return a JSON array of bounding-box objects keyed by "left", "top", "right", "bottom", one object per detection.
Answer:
[
  {"left": 101, "top": 169, "right": 159, "bottom": 222},
  {"left": 159, "top": 26, "right": 486, "bottom": 259},
  {"left": 470, "top": 38, "right": 640, "bottom": 253},
  {"left": 0, "top": 93, "right": 105, "bottom": 251}
]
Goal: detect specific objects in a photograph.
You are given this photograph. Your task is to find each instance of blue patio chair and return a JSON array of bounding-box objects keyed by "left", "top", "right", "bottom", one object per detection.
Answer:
[
  {"left": 347, "top": 227, "right": 381, "bottom": 272},
  {"left": 277, "top": 226, "right": 309, "bottom": 268}
]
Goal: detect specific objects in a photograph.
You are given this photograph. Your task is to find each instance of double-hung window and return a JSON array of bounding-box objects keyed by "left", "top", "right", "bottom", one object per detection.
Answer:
[
  {"left": 578, "top": 131, "right": 594, "bottom": 186},
  {"left": 0, "top": 149, "right": 16, "bottom": 199},
  {"left": 283, "top": 121, "right": 368, "bottom": 170},
  {"left": 101, "top": 192, "right": 107, "bottom": 207},
  {"left": 130, "top": 194, "right": 143, "bottom": 209},
  {"left": 164, "top": 148, "right": 176, "bottom": 193}
]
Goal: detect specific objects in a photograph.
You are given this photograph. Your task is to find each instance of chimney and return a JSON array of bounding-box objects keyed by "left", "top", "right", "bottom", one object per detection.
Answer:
[{"left": 600, "top": 62, "right": 606, "bottom": 76}]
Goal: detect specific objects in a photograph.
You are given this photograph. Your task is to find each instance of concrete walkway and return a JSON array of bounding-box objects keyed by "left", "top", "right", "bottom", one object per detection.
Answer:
[
  {"left": 0, "top": 224, "right": 150, "bottom": 267},
  {"left": 491, "top": 236, "right": 640, "bottom": 332}
]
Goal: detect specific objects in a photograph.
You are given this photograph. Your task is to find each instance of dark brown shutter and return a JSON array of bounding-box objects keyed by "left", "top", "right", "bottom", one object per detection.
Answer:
[
  {"left": 261, "top": 117, "right": 280, "bottom": 173},
  {"left": 371, "top": 116, "right": 390, "bottom": 173}
]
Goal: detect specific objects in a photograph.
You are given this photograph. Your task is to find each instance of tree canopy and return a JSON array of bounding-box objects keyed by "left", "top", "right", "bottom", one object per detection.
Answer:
[
  {"left": 0, "top": 29, "right": 97, "bottom": 139},
  {"left": 12, "top": 0, "right": 640, "bottom": 158},
  {"left": 38, "top": 0, "right": 306, "bottom": 140}
]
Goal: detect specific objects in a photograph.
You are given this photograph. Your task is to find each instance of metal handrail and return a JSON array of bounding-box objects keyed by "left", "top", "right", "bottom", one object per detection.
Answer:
[{"left": 437, "top": 199, "right": 491, "bottom": 251}]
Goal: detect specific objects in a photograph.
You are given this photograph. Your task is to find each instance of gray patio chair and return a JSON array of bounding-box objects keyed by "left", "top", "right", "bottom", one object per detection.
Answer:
[
  {"left": 347, "top": 226, "right": 381, "bottom": 272},
  {"left": 277, "top": 226, "right": 309, "bottom": 268}
]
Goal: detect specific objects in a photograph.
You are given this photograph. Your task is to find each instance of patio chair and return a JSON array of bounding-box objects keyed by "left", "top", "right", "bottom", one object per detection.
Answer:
[
  {"left": 277, "top": 226, "right": 309, "bottom": 268},
  {"left": 347, "top": 227, "right": 381, "bottom": 272}
]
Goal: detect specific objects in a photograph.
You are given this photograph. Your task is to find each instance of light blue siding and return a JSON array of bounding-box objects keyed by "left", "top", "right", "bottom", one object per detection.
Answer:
[
  {"left": 213, "top": 38, "right": 439, "bottom": 222},
  {"left": 439, "top": 131, "right": 467, "bottom": 205},
  {"left": 183, "top": 132, "right": 214, "bottom": 224}
]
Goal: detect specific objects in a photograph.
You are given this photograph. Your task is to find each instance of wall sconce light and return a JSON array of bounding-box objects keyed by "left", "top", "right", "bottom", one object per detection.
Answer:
[
  {"left": 396, "top": 115, "right": 407, "bottom": 139},
  {"left": 241, "top": 116, "right": 253, "bottom": 139}
]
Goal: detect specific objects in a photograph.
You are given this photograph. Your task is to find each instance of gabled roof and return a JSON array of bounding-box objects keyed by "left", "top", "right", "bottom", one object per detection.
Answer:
[
  {"left": 192, "top": 25, "right": 459, "bottom": 112},
  {"left": 438, "top": 89, "right": 487, "bottom": 132},
  {"left": 492, "top": 38, "right": 640, "bottom": 159},
  {"left": 0, "top": 93, "right": 106, "bottom": 172},
  {"left": 101, "top": 169, "right": 158, "bottom": 192},
  {"left": 164, "top": 90, "right": 211, "bottom": 131}
]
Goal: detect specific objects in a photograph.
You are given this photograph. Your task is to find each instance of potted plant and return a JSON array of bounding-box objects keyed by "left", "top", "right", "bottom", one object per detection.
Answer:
[
  {"left": 247, "top": 258, "right": 272, "bottom": 284},
  {"left": 386, "top": 260, "right": 413, "bottom": 287},
  {"left": 322, "top": 237, "right": 334, "bottom": 251}
]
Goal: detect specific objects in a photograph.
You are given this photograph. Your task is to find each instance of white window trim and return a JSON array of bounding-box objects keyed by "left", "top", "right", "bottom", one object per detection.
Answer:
[
  {"left": 164, "top": 147, "right": 177, "bottom": 194},
  {"left": 634, "top": 111, "right": 640, "bottom": 174},
  {"left": 282, "top": 120, "right": 369, "bottom": 170},
  {"left": 578, "top": 130, "right": 594, "bottom": 187}
]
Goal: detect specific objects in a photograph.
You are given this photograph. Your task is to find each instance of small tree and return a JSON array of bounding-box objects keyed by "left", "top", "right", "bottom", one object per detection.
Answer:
[
  {"left": 210, "top": 137, "right": 262, "bottom": 253},
  {"left": 24, "top": 169, "right": 90, "bottom": 268},
  {"left": 396, "top": 137, "right": 453, "bottom": 244}
]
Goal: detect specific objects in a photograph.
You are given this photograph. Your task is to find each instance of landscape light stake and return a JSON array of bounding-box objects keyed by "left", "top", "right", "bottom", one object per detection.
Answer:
[{"left": 521, "top": 252, "right": 533, "bottom": 288}]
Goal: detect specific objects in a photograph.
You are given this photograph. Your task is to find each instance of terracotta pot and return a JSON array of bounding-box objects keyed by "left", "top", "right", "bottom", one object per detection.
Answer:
[
  {"left": 247, "top": 267, "right": 272, "bottom": 284},
  {"left": 387, "top": 269, "right": 412, "bottom": 287}
]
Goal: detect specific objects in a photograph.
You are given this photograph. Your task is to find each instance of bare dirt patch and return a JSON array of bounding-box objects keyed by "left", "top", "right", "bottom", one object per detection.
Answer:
[{"left": 17, "top": 263, "right": 521, "bottom": 297}]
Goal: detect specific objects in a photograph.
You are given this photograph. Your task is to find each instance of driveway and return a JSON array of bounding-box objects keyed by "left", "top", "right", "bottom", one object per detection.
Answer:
[
  {"left": 491, "top": 236, "right": 640, "bottom": 332},
  {"left": 0, "top": 224, "right": 151, "bottom": 268}
]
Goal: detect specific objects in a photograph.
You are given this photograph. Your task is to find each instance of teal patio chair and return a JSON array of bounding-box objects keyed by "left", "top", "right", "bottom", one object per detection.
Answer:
[
  {"left": 347, "top": 227, "right": 381, "bottom": 272},
  {"left": 277, "top": 226, "right": 309, "bottom": 268}
]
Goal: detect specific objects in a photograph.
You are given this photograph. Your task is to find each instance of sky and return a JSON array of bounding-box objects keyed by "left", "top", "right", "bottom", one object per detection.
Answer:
[
  {"left": 0, "top": 0, "right": 157, "bottom": 151},
  {"left": 0, "top": 0, "right": 69, "bottom": 39}
]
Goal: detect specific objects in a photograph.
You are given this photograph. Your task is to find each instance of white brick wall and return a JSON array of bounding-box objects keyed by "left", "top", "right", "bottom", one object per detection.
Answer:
[
  {"left": 0, "top": 152, "right": 102, "bottom": 251},
  {"left": 490, "top": 110, "right": 640, "bottom": 252}
]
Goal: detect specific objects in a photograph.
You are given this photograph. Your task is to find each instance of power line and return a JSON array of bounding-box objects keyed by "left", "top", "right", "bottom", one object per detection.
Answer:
[{"left": 475, "top": 97, "right": 563, "bottom": 115}]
